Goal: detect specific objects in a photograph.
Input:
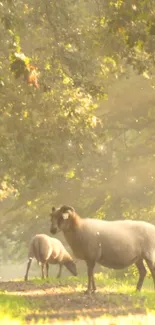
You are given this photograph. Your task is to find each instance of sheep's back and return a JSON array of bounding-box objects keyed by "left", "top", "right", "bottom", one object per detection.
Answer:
[
  {"left": 64, "top": 218, "right": 155, "bottom": 267},
  {"left": 29, "top": 234, "right": 64, "bottom": 263},
  {"left": 48, "top": 237, "right": 68, "bottom": 263},
  {"left": 29, "top": 234, "right": 52, "bottom": 262}
]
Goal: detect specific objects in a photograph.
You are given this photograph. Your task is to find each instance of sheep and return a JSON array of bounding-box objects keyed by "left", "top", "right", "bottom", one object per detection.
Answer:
[
  {"left": 24, "top": 233, "right": 77, "bottom": 281},
  {"left": 50, "top": 205, "right": 155, "bottom": 294}
]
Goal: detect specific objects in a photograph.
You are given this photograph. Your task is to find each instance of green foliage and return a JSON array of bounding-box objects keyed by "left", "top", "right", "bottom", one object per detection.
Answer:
[
  {"left": 0, "top": 293, "right": 30, "bottom": 324},
  {"left": 1, "top": 0, "right": 155, "bottom": 251}
]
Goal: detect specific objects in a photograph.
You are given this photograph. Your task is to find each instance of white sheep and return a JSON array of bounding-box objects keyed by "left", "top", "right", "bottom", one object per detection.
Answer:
[
  {"left": 24, "top": 233, "right": 77, "bottom": 281},
  {"left": 50, "top": 205, "right": 155, "bottom": 293}
]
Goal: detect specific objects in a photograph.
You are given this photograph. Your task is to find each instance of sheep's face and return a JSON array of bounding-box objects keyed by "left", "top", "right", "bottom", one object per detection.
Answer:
[
  {"left": 64, "top": 260, "right": 78, "bottom": 276},
  {"left": 50, "top": 205, "right": 75, "bottom": 234}
]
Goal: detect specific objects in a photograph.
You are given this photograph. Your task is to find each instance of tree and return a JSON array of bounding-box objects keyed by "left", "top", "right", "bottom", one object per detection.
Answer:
[{"left": 0, "top": 0, "right": 155, "bottom": 254}]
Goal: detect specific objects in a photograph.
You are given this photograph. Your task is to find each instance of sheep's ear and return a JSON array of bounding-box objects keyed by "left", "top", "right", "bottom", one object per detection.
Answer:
[
  {"left": 62, "top": 212, "right": 69, "bottom": 220},
  {"left": 52, "top": 206, "right": 56, "bottom": 212}
]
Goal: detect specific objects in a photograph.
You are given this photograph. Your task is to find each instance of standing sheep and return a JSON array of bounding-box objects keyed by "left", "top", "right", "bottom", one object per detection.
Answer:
[
  {"left": 50, "top": 205, "right": 155, "bottom": 293},
  {"left": 24, "top": 234, "right": 77, "bottom": 281}
]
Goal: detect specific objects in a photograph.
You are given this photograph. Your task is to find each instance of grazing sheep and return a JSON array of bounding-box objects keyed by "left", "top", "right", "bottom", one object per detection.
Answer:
[
  {"left": 24, "top": 234, "right": 77, "bottom": 281},
  {"left": 50, "top": 205, "right": 155, "bottom": 293}
]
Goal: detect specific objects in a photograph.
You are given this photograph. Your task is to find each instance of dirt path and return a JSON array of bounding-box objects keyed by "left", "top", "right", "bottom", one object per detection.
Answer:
[{"left": 0, "top": 281, "right": 146, "bottom": 324}]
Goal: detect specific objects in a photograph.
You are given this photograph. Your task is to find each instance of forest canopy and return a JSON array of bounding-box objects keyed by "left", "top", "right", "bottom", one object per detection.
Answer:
[{"left": 1, "top": 0, "right": 155, "bottom": 254}]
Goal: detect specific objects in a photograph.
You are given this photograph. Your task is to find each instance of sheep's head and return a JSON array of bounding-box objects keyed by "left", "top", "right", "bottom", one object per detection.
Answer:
[
  {"left": 50, "top": 205, "right": 75, "bottom": 234},
  {"left": 64, "top": 259, "right": 78, "bottom": 276}
]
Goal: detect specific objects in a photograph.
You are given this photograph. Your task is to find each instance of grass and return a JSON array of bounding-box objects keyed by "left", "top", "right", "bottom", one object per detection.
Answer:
[{"left": 0, "top": 274, "right": 155, "bottom": 324}]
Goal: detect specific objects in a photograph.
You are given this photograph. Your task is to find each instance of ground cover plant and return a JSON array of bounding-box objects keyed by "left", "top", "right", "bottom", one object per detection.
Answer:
[{"left": 0, "top": 273, "right": 155, "bottom": 324}]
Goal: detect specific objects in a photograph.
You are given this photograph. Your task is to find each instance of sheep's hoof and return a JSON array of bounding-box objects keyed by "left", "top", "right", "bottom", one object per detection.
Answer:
[
  {"left": 91, "top": 289, "right": 96, "bottom": 294},
  {"left": 84, "top": 289, "right": 92, "bottom": 295},
  {"left": 84, "top": 288, "right": 97, "bottom": 294}
]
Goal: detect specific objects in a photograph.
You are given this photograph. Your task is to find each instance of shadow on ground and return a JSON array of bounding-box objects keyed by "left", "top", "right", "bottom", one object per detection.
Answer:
[{"left": 0, "top": 280, "right": 147, "bottom": 323}]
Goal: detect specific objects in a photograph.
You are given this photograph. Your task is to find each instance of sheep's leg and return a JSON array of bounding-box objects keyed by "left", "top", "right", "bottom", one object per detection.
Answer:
[
  {"left": 41, "top": 263, "right": 45, "bottom": 279},
  {"left": 92, "top": 274, "right": 96, "bottom": 292},
  {"left": 145, "top": 259, "right": 155, "bottom": 289},
  {"left": 135, "top": 260, "right": 147, "bottom": 291},
  {"left": 46, "top": 263, "right": 49, "bottom": 278},
  {"left": 85, "top": 261, "right": 95, "bottom": 294},
  {"left": 24, "top": 257, "right": 33, "bottom": 281},
  {"left": 57, "top": 264, "right": 62, "bottom": 278}
]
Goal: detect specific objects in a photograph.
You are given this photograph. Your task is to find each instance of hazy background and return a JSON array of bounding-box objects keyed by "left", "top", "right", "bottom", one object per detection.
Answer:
[{"left": 1, "top": 0, "right": 155, "bottom": 281}]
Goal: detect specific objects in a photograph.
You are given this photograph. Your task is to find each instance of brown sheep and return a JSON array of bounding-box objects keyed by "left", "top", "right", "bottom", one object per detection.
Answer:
[
  {"left": 50, "top": 205, "right": 155, "bottom": 293},
  {"left": 24, "top": 234, "right": 77, "bottom": 281}
]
